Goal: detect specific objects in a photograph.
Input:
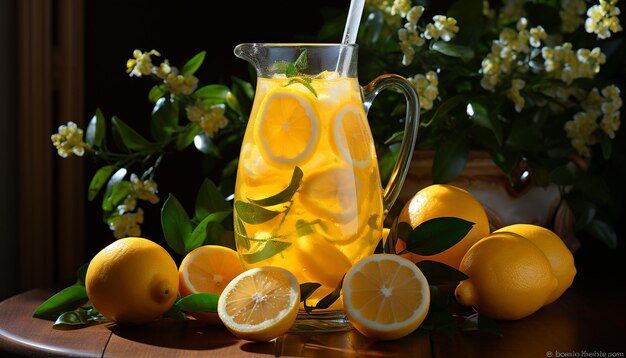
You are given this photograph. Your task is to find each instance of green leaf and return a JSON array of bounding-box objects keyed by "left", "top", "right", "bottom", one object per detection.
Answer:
[
  {"left": 304, "top": 275, "right": 344, "bottom": 314},
  {"left": 194, "top": 84, "right": 229, "bottom": 100},
  {"left": 87, "top": 165, "right": 116, "bottom": 201},
  {"left": 249, "top": 167, "right": 303, "bottom": 206},
  {"left": 33, "top": 285, "right": 88, "bottom": 320},
  {"left": 101, "top": 168, "right": 127, "bottom": 209},
  {"left": 417, "top": 260, "right": 468, "bottom": 285},
  {"left": 423, "top": 95, "right": 467, "bottom": 127},
  {"left": 446, "top": 0, "right": 483, "bottom": 45},
  {"left": 285, "top": 63, "right": 297, "bottom": 78},
  {"left": 181, "top": 51, "right": 206, "bottom": 76},
  {"left": 161, "top": 194, "right": 193, "bottom": 255},
  {"left": 550, "top": 162, "right": 581, "bottom": 185},
  {"left": 102, "top": 181, "right": 130, "bottom": 211},
  {"left": 175, "top": 123, "right": 201, "bottom": 151},
  {"left": 53, "top": 311, "right": 86, "bottom": 328},
  {"left": 148, "top": 84, "right": 168, "bottom": 103},
  {"left": 420, "top": 302, "right": 457, "bottom": 336},
  {"left": 285, "top": 78, "right": 318, "bottom": 98},
  {"left": 193, "top": 132, "right": 221, "bottom": 157},
  {"left": 151, "top": 97, "right": 179, "bottom": 142},
  {"left": 85, "top": 108, "right": 106, "bottom": 148},
  {"left": 176, "top": 293, "right": 219, "bottom": 313},
  {"left": 432, "top": 133, "right": 470, "bottom": 184},
  {"left": 235, "top": 200, "right": 282, "bottom": 224},
  {"left": 598, "top": 131, "right": 612, "bottom": 160},
  {"left": 431, "top": 42, "right": 475, "bottom": 61},
  {"left": 461, "top": 313, "right": 503, "bottom": 336},
  {"left": 403, "top": 217, "right": 475, "bottom": 256},
  {"left": 468, "top": 99, "right": 502, "bottom": 145},
  {"left": 231, "top": 76, "right": 254, "bottom": 117},
  {"left": 111, "top": 116, "right": 152, "bottom": 152},
  {"left": 384, "top": 131, "right": 404, "bottom": 145},
  {"left": 163, "top": 303, "right": 187, "bottom": 321},
  {"left": 294, "top": 49, "right": 309, "bottom": 72},
  {"left": 76, "top": 263, "right": 89, "bottom": 286},
  {"left": 300, "top": 283, "right": 322, "bottom": 303},
  {"left": 194, "top": 179, "right": 231, "bottom": 221},
  {"left": 186, "top": 211, "right": 232, "bottom": 252},
  {"left": 241, "top": 240, "right": 291, "bottom": 264}
]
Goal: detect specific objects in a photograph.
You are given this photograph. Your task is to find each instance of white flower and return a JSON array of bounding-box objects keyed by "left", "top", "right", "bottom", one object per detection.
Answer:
[
  {"left": 126, "top": 49, "right": 160, "bottom": 77},
  {"left": 585, "top": 0, "right": 623, "bottom": 39},
  {"left": 409, "top": 71, "right": 439, "bottom": 111},
  {"left": 50, "top": 121, "right": 89, "bottom": 158},
  {"left": 109, "top": 208, "right": 144, "bottom": 239},
  {"left": 186, "top": 101, "right": 229, "bottom": 138}
]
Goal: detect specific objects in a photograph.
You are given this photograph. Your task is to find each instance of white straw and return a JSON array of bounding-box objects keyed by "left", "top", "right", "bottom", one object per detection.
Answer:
[
  {"left": 342, "top": 0, "right": 365, "bottom": 44},
  {"left": 336, "top": 0, "right": 365, "bottom": 74}
]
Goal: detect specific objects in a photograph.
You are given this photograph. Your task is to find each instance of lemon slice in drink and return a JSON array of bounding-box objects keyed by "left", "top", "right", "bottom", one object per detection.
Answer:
[
  {"left": 332, "top": 105, "right": 374, "bottom": 168},
  {"left": 217, "top": 267, "right": 300, "bottom": 341},
  {"left": 299, "top": 164, "right": 361, "bottom": 224},
  {"left": 254, "top": 89, "right": 320, "bottom": 167}
]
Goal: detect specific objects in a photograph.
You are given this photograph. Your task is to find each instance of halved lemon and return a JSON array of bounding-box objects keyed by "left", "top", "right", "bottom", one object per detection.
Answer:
[
  {"left": 254, "top": 89, "right": 320, "bottom": 167},
  {"left": 217, "top": 267, "right": 300, "bottom": 341},
  {"left": 299, "top": 164, "right": 361, "bottom": 224},
  {"left": 331, "top": 105, "right": 374, "bottom": 168},
  {"left": 178, "top": 245, "right": 245, "bottom": 324},
  {"left": 343, "top": 254, "right": 430, "bottom": 340}
]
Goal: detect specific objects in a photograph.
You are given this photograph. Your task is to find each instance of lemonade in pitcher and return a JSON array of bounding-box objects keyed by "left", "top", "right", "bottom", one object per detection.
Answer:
[
  {"left": 233, "top": 43, "right": 420, "bottom": 331},
  {"left": 234, "top": 72, "right": 383, "bottom": 306}
]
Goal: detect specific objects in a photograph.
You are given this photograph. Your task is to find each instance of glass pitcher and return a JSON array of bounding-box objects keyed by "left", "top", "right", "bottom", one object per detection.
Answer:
[{"left": 232, "top": 43, "right": 420, "bottom": 332}]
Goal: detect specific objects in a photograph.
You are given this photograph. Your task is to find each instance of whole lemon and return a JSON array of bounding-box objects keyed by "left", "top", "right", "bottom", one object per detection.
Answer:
[
  {"left": 396, "top": 184, "right": 490, "bottom": 269},
  {"left": 494, "top": 224, "right": 576, "bottom": 305},
  {"left": 86, "top": 237, "right": 179, "bottom": 325},
  {"left": 455, "top": 232, "right": 558, "bottom": 320}
]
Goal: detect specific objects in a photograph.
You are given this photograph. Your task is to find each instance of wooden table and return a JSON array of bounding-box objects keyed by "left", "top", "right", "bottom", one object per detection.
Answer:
[{"left": 1, "top": 258, "right": 625, "bottom": 357}]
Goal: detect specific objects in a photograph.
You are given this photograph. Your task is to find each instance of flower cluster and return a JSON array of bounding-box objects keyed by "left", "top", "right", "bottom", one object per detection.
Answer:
[
  {"left": 50, "top": 121, "right": 90, "bottom": 158},
  {"left": 480, "top": 18, "right": 546, "bottom": 94},
  {"left": 398, "top": 6, "right": 458, "bottom": 67},
  {"left": 52, "top": 49, "right": 247, "bottom": 240},
  {"left": 542, "top": 44, "right": 606, "bottom": 84},
  {"left": 110, "top": 174, "right": 160, "bottom": 238},
  {"left": 565, "top": 85, "right": 622, "bottom": 156},
  {"left": 126, "top": 50, "right": 227, "bottom": 138},
  {"left": 409, "top": 71, "right": 439, "bottom": 111},
  {"left": 585, "top": 0, "right": 623, "bottom": 39}
]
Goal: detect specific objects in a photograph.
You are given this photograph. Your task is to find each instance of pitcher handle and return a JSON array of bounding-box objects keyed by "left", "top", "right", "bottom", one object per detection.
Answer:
[{"left": 363, "top": 74, "right": 420, "bottom": 213}]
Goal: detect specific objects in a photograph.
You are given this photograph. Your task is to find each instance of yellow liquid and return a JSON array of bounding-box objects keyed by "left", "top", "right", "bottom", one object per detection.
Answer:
[{"left": 234, "top": 74, "right": 383, "bottom": 307}]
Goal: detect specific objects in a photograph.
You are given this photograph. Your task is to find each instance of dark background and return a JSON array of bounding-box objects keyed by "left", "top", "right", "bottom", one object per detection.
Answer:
[{"left": 82, "top": 0, "right": 349, "bottom": 258}]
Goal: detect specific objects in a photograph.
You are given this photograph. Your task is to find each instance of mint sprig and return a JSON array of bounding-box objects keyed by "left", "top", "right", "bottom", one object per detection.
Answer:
[{"left": 271, "top": 49, "right": 318, "bottom": 98}]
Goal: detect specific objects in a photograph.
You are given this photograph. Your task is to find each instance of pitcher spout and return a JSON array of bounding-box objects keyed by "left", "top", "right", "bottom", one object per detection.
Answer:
[{"left": 234, "top": 43, "right": 263, "bottom": 74}]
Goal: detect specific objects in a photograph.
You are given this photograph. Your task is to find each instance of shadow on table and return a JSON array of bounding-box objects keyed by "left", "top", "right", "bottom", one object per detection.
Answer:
[
  {"left": 109, "top": 318, "right": 239, "bottom": 351},
  {"left": 240, "top": 328, "right": 431, "bottom": 357}
]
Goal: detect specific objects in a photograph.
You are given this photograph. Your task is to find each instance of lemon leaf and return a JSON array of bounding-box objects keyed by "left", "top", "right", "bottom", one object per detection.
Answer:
[
  {"left": 235, "top": 200, "right": 282, "bottom": 224},
  {"left": 85, "top": 108, "right": 106, "bottom": 148},
  {"left": 87, "top": 165, "right": 116, "bottom": 201},
  {"left": 181, "top": 51, "right": 206, "bottom": 76},
  {"left": 193, "top": 84, "right": 229, "bottom": 100},
  {"left": 148, "top": 84, "right": 168, "bottom": 104},
  {"left": 294, "top": 49, "right": 309, "bottom": 72},
  {"left": 32, "top": 285, "right": 88, "bottom": 321},
  {"left": 403, "top": 217, "right": 474, "bottom": 256},
  {"left": 186, "top": 211, "right": 232, "bottom": 252},
  {"left": 111, "top": 116, "right": 153, "bottom": 152},
  {"left": 248, "top": 166, "right": 303, "bottom": 207},
  {"left": 420, "top": 302, "right": 457, "bottom": 336},
  {"left": 416, "top": 260, "right": 468, "bottom": 285},
  {"left": 176, "top": 293, "right": 219, "bottom": 313},
  {"left": 461, "top": 313, "right": 502, "bottom": 337},
  {"left": 299, "top": 283, "right": 322, "bottom": 303},
  {"left": 161, "top": 194, "right": 193, "bottom": 255},
  {"left": 175, "top": 122, "right": 201, "bottom": 151},
  {"left": 304, "top": 275, "right": 344, "bottom": 314},
  {"left": 151, "top": 97, "right": 179, "bottom": 142},
  {"left": 194, "top": 178, "right": 231, "bottom": 221},
  {"left": 241, "top": 240, "right": 291, "bottom": 264}
]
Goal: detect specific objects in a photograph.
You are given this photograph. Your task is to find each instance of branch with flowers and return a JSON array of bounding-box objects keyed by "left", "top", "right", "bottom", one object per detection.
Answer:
[
  {"left": 323, "top": 0, "right": 623, "bottom": 248},
  {"left": 52, "top": 49, "right": 252, "bottom": 239},
  {"left": 51, "top": 0, "right": 624, "bottom": 250}
]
